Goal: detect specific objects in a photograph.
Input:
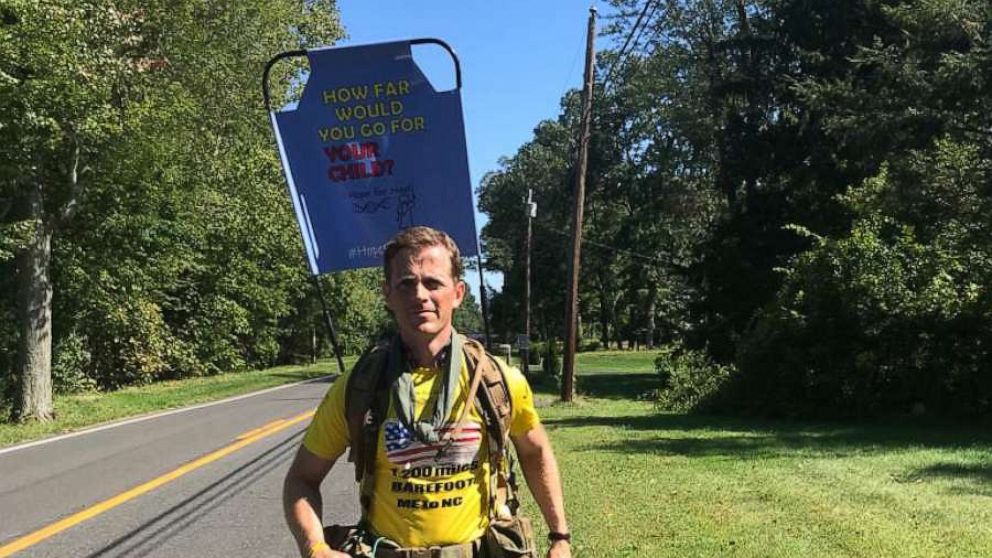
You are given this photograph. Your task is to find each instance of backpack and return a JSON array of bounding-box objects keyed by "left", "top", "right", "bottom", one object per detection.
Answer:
[{"left": 343, "top": 334, "right": 518, "bottom": 520}]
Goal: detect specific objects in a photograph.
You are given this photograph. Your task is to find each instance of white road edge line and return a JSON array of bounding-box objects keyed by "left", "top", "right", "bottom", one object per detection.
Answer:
[{"left": 0, "top": 374, "right": 336, "bottom": 457}]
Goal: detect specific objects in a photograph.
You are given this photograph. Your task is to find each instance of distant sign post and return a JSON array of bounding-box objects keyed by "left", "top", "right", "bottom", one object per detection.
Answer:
[
  {"left": 515, "top": 334, "right": 530, "bottom": 351},
  {"left": 264, "top": 40, "right": 478, "bottom": 275}
]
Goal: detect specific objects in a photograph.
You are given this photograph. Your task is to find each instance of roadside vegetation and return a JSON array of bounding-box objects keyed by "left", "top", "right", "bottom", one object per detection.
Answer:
[
  {"left": 0, "top": 357, "right": 354, "bottom": 447},
  {"left": 523, "top": 351, "right": 992, "bottom": 558}
]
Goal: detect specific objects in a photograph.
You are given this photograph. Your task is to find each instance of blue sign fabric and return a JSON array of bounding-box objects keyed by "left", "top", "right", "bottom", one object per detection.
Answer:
[{"left": 271, "top": 41, "right": 478, "bottom": 274}]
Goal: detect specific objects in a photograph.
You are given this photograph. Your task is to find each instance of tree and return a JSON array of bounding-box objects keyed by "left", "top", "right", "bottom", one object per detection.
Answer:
[
  {"left": 0, "top": 0, "right": 344, "bottom": 419},
  {"left": 728, "top": 0, "right": 992, "bottom": 418},
  {"left": 1, "top": 1, "right": 154, "bottom": 419}
]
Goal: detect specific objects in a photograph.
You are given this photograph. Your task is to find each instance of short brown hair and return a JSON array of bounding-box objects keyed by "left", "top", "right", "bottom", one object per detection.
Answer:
[{"left": 383, "top": 226, "right": 463, "bottom": 282}]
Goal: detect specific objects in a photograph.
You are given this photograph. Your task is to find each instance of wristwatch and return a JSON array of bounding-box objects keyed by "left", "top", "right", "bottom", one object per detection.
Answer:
[{"left": 548, "top": 531, "right": 571, "bottom": 543}]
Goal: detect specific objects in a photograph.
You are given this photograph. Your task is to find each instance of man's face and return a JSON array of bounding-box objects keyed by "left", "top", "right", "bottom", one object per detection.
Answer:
[{"left": 384, "top": 245, "right": 465, "bottom": 343}]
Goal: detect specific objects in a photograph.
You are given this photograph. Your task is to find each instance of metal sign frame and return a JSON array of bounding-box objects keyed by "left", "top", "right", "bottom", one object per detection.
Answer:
[{"left": 262, "top": 40, "right": 491, "bottom": 366}]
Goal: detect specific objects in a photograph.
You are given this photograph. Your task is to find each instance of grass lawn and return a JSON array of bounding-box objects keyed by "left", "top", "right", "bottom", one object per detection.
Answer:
[
  {"left": 519, "top": 350, "right": 992, "bottom": 557},
  {"left": 0, "top": 357, "right": 356, "bottom": 447}
]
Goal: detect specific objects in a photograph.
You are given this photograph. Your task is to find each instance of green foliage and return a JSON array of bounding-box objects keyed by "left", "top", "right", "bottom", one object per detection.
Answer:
[
  {"left": 0, "top": 1, "right": 356, "bottom": 411},
  {"left": 322, "top": 270, "right": 391, "bottom": 355},
  {"left": 730, "top": 140, "right": 992, "bottom": 418},
  {"left": 452, "top": 286, "right": 484, "bottom": 334},
  {"left": 51, "top": 332, "right": 95, "bottom": 394},
  {"left": 654, "top": 342, "right": 733, "bottom": 412},
  {"left": 541, "top": 339, "right": 563, "bottom": 381},
  {"left": 84, "top": 294, "right": 205, "bottom": 388}
]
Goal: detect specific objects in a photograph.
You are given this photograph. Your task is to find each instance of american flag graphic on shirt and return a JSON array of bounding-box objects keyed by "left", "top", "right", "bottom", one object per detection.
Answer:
[{"left": 383, "top": 419, "right": 482, "bottom": 467}]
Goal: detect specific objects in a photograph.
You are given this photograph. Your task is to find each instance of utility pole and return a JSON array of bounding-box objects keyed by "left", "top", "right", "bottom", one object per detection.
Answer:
[
  {"left": 522, "top": 188, "right": 536, "bottom": 374},
  {"left": 477, "top": 253, "right": 491, "bottom": 348},
  {"left": 562, "top": 6, "right": 596, "bottom": 402}
]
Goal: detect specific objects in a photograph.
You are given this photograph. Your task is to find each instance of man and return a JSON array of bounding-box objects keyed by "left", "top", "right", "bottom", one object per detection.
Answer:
[{"left": 283, "top": 226, "right": 571, "bottom": 558}]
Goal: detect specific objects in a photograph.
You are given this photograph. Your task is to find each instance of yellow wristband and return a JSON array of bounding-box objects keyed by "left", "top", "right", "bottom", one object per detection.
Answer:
[{"left": 308, "top": 541, "right": 331, "bottom": 558}]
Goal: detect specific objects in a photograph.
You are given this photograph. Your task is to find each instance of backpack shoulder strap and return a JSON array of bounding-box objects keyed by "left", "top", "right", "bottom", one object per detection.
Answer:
[
  {"left": 461, "top": 336, "right": 523, "bottom": 519},
  {"left": 344, "top": 338, "right": 391, "bottom": 484},
  {"left": 461, "top": 337, "right": 513, "bottom": 454}
]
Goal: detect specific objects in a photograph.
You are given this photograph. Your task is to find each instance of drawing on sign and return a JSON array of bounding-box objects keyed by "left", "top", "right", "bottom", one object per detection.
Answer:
[{"left": 396, "top": 186, "right": 416, "bottom": 228}]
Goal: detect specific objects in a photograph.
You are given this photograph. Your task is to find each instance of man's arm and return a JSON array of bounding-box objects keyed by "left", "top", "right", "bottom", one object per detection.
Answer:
[
  {"left": 282, "top": 445, "right": 349, "bottom": 558},
  {"left": 511, "top": 423, "right": 572, "bottom": 558}
]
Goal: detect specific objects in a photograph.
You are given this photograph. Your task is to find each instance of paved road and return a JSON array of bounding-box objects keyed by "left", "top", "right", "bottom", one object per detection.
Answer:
[{"left": 0, "top": 376, "right": 360, "bottom": 557}]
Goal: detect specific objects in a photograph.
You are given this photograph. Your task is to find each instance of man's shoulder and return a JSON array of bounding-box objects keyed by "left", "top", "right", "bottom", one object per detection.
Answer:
[
  {"left": 350, "top": 337, "right": 393, "bottom": 377},
  {"left": 343, "top": 338, "right": 392, "bottom": 401}
]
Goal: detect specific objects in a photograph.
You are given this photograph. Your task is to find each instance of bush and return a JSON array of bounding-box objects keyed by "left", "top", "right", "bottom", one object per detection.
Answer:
[
  {"left": 526, "top": 345, "right": 542, "bottom": 365},
  {"left": 654, "top": 342, "right": 733, "bottom": 412},
  {"left": 52, "top": 332, "right": 96, "bottom": 394},
  {"left": 542, "top": 339, "right": 562, "bottom": 380},
  {"left": 578, "top": 338, "right": 602, "bottom": 352},
  {"left": 726, "top": 151, "right": 992, "bottom": 419}
]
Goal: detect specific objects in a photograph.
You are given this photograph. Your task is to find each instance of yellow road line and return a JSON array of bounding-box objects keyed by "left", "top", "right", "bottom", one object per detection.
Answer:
[
  {"left": 0, "top": 410, "right": 315, "bottom": 557},
  {"left": 236, "top": 418, "right": 286, "bottom": 440}
]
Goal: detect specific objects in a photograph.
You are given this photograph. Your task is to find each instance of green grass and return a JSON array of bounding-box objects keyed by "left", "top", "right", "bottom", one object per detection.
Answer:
[
  {"left": 574, "top": 349, "right": 659, "bottom": 374},
  {"left": 517, "top": 349, "right": 992, "bottom": 557},
  {"left": 0, "top": 357, "right": 356, "bottom": 447}
]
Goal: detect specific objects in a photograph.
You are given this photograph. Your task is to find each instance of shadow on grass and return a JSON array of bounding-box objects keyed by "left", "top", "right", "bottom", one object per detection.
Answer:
[
  {"left": 530, "top": 372, "right": 660, "bottom": 400},
  {"left": 546, "top": 412, "right": 992, "bottom": 460},
  {"left": 577, "top": 372, "right": 660, "bottom": 399},
  {"left": 893, "top": 463, "right": 992, "bottom": 496},
  {"left": 892, "top": 462, "right": 992, "bottom": 495},
  {"left": 912, "top": 462, "right": 992, "bottom": 482}
]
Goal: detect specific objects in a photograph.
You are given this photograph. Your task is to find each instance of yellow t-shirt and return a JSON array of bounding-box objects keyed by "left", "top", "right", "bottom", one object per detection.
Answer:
[{"left": 302, "top": 354, "right": 539, "bottom": 547}]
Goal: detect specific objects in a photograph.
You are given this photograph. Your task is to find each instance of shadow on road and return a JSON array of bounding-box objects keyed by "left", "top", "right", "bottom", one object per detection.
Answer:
[
  {"left": 268, "top": 373, "right": 338, "bottom": 384},
  {"left": 85, "top": 430, "right": 304, "bottom": 558}
]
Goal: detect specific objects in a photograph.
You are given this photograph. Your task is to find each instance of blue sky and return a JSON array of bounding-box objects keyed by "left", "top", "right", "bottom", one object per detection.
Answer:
[{"left": 335, "top": 1, "right": 616, "bottom": 298}]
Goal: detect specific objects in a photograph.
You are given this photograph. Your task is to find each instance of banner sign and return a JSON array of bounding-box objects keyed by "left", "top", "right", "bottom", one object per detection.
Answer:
[{"left": 270, "top": 40, "right": 478, "bottom": 274}]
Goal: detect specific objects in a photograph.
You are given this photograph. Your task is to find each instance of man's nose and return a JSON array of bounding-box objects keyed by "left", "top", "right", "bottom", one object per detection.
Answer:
[{"left": 414, "top": 281, "right": 430, "bottom": 301}]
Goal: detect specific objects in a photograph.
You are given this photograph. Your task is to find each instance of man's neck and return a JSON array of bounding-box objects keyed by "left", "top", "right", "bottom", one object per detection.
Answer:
[{"left": 399, "top": 326, "right": 454, "bottom": 367}]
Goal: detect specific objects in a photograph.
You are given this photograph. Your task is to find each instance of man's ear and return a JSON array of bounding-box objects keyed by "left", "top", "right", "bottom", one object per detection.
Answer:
[{"left": 453, "top": 280, "right": 466, "bottom": 309}]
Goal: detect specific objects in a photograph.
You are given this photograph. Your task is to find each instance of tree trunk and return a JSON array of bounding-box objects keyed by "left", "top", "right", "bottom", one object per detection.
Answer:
[
  {"left": 628, "top": 303, "right": 637, "bottom": 350},
  {"left": 599, "top": 293, "right": 610, "bottom": 349},
  {"left": 15, "top": 182, "right": 54, "bottom": 422},
  {"left": 611, "top": 296, "right": 623, "bottom": 349},
  {"left": 311, "top": 325, "right": 318, "bottom": 364},
  {"left": 645, "top": 285, "right": 657, "bottom": 349},
  {"left": 735, "top": 0, "right": 750, "bottom": 35}
]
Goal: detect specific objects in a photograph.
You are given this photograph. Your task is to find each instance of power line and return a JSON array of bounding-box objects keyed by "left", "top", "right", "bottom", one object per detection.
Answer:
[
  {"left": 624, "top": 0, "right": 660, "bottom": 64},
  {"left": 533, "top": 219, "right": 668, "bottom": 265},
  {"left": 558, "top": 24, "right": 587, "bottom": 110},
  {"left": 601, "top": 0, "right": 657, "bottom": 89}
]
